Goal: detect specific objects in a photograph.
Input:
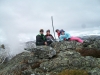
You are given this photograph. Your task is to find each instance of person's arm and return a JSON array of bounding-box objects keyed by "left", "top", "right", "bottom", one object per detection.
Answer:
[
  {"left": 65, "top": 33, "right": 71, "bottom": 39},
  {"left": 50, "top": 34, "right": 54, "bottom": 40},
  {"left": 44, "top": 35, "right": 48, "bottom": 45},
  {"left": 44, "top": 35, "right": 47, "bottom": 40},
  {"left": 59, "top": 35, "right": 64, "bottom": 41},
  {"left": 36, "top": 35, "right": 45, "bottom": 45},
  {"left": 44, "top": 35, "right": 47, "bottom": 42}
]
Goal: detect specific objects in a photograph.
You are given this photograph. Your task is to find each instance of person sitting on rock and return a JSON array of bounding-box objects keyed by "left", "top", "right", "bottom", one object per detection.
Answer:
[
  {"left": 45, "top": 29, "right": 54, "bottom": 45},
  {"left": 36, "top": 29, "right": 47, "bottom": 46},
  {"left": 55, "top": 29, "right": 60, "bottom": 38},
  {"left": 59, "top": 30, "right": 83, "bottom": 43}
]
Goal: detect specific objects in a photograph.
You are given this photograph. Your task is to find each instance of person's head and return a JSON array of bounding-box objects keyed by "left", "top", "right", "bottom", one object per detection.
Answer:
[
  {"left": 60, "top": 30, "right": 65, "bottom": 35},
  {"left": 55, "top": 29, "right": 60, "bottom": 33},
  {"left": 40, "top": 29, "right": 44, "bottom": 34},
  {"left": 46, "top": 29, "right": 50, "bottom": 35}
]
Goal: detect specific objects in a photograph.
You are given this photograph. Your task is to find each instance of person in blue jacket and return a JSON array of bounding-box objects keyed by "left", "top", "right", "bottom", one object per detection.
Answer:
[
  {"left": 59, "top": 29, "right": 83, "bottom": 43},
  {"left": 59, "top": 29, "right": 71, "bottom": 41}
]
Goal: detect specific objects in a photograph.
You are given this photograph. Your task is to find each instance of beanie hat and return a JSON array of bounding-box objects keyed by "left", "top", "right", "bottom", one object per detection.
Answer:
[{"left": 60, "top": 29, "right": 65, "bottom": 33}]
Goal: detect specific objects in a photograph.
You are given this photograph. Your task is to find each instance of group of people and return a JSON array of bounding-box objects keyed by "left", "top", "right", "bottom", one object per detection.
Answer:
[
  {"left": 36, "top": 29, "right": 54, "bottom": 46},
  {"left": 36, "top": 29, "right": 83, "bottom": 46},
  {"left": 56, "top": 29, "right": 83, "bottom": 43}
]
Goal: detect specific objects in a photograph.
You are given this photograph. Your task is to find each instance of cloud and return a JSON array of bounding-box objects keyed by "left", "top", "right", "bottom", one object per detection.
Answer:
[
  {"left": 0, "top": 0, "right": 100, "bottom": 39},
  {"left": 0, "top": 0, "right": 100, "bottom": 31}
]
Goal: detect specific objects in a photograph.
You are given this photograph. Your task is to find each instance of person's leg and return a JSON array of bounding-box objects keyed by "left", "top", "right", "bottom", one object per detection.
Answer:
[
  {"left": 47, "top": 41, "right": 52, "bottom": 46},
  {"left": 70, "top": 36, "right": 83, "bottom": 43}
]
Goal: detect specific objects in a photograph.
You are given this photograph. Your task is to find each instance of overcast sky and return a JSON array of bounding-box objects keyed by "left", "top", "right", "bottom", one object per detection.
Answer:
[{"left": 0, "top": 0, "right": 100, "bottom": 42}]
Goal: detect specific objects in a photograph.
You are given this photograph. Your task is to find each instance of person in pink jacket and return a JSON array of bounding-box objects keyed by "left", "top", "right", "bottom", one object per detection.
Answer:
[{"left": 60, "top": 30, "right": 84, "bottom": 43}]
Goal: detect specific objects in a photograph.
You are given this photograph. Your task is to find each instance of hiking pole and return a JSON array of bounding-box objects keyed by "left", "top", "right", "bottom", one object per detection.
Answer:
[{"left": 51, "top": 16, "right": 56, "bottom": 40}]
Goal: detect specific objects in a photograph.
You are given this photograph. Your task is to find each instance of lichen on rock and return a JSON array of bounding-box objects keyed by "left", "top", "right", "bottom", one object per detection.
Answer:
[{"left": 0, "top": 39, "right": 100, "bottom": 75}]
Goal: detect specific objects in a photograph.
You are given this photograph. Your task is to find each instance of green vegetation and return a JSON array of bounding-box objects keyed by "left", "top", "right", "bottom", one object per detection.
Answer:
[{"left": 57, "top": 69, "right": 89, "bottom": 75}]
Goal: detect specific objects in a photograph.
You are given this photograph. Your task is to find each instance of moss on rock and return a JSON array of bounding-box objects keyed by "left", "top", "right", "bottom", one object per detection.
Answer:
[{"left": 57, "top": 69, "right": 89, "bottom": 75}]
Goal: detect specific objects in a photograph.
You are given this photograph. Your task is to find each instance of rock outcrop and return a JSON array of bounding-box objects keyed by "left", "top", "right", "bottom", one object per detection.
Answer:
[
  {"left": 25, "top": 46, "right": 56, "bottom": 59},
  {"left": 77, "top": 39, "right": 100, "bottom": 58},
  {"left": 0, "top": 40, "right": 100, "bottom": 75}
]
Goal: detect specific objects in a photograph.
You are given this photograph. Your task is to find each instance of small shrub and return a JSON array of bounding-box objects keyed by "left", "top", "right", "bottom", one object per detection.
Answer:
[
  {"left": 57, "top": 69, "right": 89, "bottom": 75},
  {"left": 76, "top": 48, "right": 100, "bottom": 58}
]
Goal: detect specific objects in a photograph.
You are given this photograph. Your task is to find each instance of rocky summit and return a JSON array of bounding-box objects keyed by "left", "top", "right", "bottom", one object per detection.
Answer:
[{"left": 0, "top": 40, "right": 100, "bottom": 75}]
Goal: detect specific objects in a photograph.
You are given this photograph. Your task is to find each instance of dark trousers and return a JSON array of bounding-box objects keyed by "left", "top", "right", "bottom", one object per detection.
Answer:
[{"left": 47, "top": 41, "right": 52, "bottom": 46}]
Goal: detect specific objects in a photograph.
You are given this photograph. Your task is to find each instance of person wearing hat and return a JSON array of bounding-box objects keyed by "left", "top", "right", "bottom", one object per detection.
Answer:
[
  {"left": 45, "top": 29, "right": 54, "bottom": 45},
  {"left": 59, "top": 30, "right": 83, "bottom": 43},
  {"left": 59, "top": 30, "right": 71, "bottom": 41},
  {"left": 36, "top": 29, "right": 47, "bottom": 46}
]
